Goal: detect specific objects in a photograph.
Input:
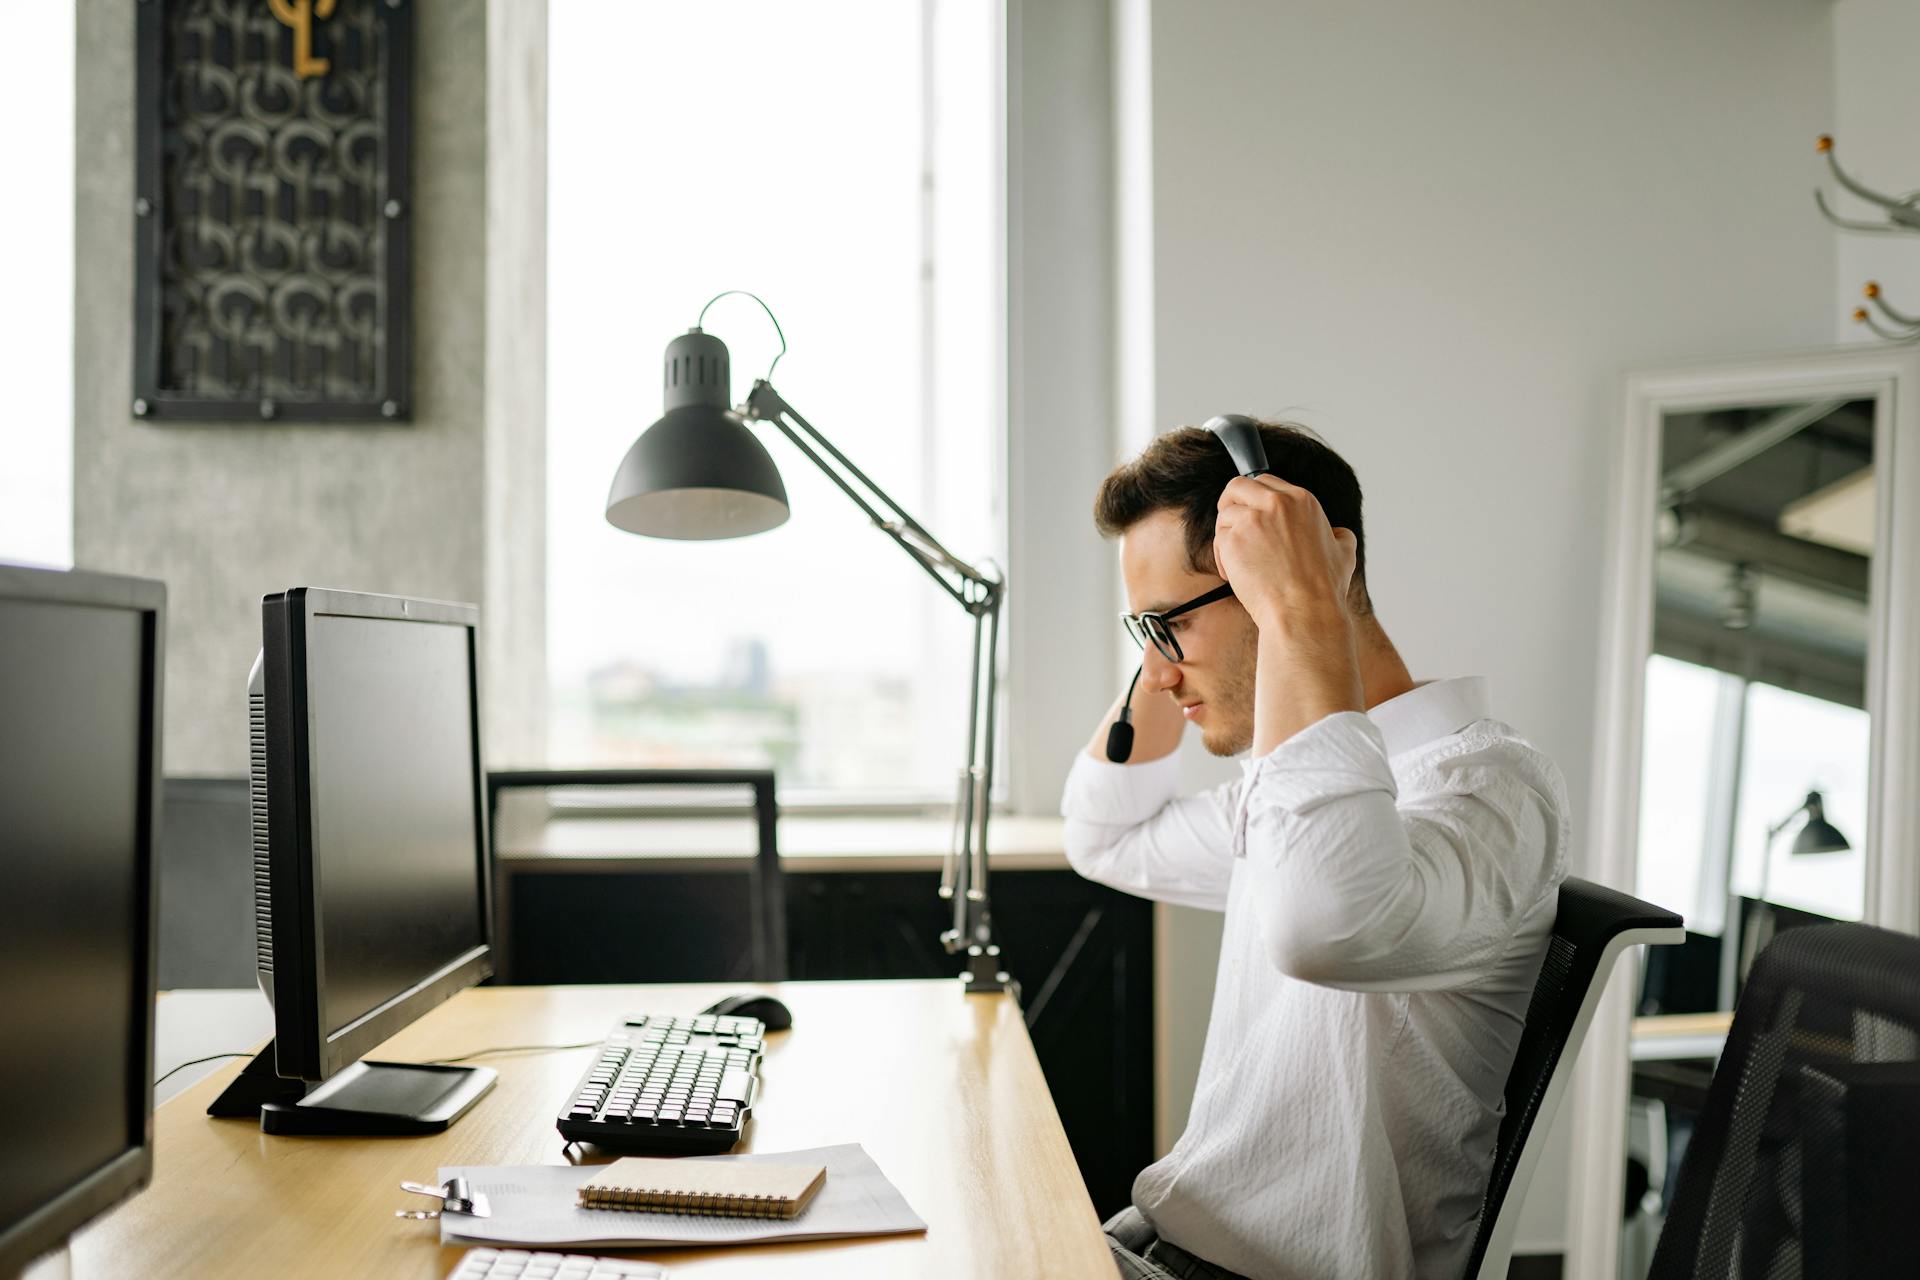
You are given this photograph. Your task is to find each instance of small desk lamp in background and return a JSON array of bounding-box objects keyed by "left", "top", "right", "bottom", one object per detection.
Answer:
[
  {"left": 604, "top": 293, "right": 1011, "bottom": 994},
  {"left": 1731, "top": 789, "right": 1850, "bottom": 995}
]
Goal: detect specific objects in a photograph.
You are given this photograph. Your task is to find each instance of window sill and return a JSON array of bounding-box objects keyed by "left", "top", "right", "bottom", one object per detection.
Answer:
[{"left": 495, "top": 810, "right": 1070, "bottom": 874}]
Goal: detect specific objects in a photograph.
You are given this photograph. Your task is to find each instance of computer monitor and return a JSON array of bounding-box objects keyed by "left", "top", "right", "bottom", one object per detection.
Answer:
[
  {"left": 0, "top": 565, "right": 163, "bottom": 1277},
  {"left": 206, "top": 587, "right": 496, "bottom": 1135}
]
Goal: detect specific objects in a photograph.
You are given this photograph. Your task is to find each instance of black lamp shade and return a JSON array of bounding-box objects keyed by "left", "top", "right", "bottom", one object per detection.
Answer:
[
  {"left": 1792, "top": 791, "right": 1851, "bottom": 856},
  {"left": 605, "top": 329, "right": 791, "bottom": 540}
]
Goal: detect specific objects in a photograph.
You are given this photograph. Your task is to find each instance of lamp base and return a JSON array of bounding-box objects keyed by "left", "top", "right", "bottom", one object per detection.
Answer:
[{"left": 958, "top": 944, "right": 1016, "bottom": 996}]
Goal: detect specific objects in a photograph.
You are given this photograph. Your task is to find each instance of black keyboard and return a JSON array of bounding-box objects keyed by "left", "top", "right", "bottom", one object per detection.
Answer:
[{"left": 555, "top": 1012, "right": 764, "bottom": 1154}]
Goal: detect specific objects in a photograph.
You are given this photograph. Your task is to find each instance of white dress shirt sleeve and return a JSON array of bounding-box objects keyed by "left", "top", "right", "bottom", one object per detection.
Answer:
[
  {"left": 1059, "top": 750, "right": 1238, "bottom": 912},
  {"left": 1238, "top": 711, "right": 1565, "bottom": 992}
]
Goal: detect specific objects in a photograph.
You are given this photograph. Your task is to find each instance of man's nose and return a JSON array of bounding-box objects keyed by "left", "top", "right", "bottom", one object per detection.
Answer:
[{"left": 1142, "top": 644, "right": 1180, "bottom": 690}]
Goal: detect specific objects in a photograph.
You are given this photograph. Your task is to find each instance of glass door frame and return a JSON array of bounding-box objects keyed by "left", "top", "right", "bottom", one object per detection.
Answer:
[{"left": 1564, "top": 343, "right": 1920, "bottom": 1280}]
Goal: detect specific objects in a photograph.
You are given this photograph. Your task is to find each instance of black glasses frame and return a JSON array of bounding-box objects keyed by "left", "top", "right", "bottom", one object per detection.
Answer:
[{"left": 1120, "top": 583, "right": 1236, "bottom": 663}]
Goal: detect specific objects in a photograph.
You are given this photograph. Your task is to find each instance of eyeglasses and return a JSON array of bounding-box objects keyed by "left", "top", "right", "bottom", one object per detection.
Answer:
[{"left": 1120, "top": 583, "right": 1236, "bottom": 664}]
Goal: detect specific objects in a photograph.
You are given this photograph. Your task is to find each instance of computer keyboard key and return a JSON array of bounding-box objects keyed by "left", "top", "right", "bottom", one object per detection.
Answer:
[{"left": 443, "top": 1258, "right": 675, "bottom": 1280}]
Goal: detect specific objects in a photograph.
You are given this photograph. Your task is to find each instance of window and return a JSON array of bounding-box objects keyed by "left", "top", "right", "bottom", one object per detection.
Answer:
[
  {"left": 1729, "top": 681, "right": 1869, "bottom": 922},
  {"left": 0, "top": 1, "right": 75, "bottom": 569},
  {"left": 1635, "top": 655, "right": 1732, "bottom": 933},
  {"left": 1637, "top": 651, "right": 1870, "bottom": 934},
  {"left": 546, "top": 1, "right": 1005, "bottom": 800}
]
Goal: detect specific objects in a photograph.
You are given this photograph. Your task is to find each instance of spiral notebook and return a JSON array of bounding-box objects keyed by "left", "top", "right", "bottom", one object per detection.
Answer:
[
  {"left": 438, "top": 1143, "right": 926, "bottom": 1250},
  {"left": 579, "top": 1157, "right": 826, "bottom": 1219}
]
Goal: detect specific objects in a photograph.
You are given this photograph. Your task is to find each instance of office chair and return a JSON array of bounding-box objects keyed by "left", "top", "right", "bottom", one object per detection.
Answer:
[
  {"left": 1647, "top": 922, "right": 1920, "bottom": 1279},
  {"left": 1465, "top": 877, "right": 1685, "bottom": 1279},
  {"left": 486, "top": 769, "right": 784, "bottom": 982}
]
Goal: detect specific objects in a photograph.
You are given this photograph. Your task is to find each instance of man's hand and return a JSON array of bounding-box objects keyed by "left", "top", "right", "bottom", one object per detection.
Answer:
[
  {"left": 1214, "top": 475, "right": 1365, "bottom": 754},
  {"left": 1214, "top": 475, "right": 1358, "bottom": 631}
]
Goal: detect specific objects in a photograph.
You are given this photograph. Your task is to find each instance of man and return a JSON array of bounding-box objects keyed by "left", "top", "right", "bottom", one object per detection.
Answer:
[{"left": 1064, "top": 422, "right": 1569, "bottom": 1280}]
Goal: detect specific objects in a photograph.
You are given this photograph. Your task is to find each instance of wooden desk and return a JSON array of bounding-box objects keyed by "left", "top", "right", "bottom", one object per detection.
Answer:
[
  {"left": 492, "top": 824, "right": 1156, "bottom": 1219},
  {"left": 71, "top": 981, "right": 1114, "bottom": 1279}
]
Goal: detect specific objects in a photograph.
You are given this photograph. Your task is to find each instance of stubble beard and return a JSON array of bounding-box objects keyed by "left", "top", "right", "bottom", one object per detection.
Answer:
[{"left": 1197, "top": 626, "right": 1259, "bottom": 758}]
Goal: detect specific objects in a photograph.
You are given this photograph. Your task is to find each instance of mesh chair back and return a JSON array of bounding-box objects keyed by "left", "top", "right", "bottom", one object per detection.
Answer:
[
  {"left": 1648, "top": 922, "right": 1920, "bottom": 1279},
  {"left": 1466, "top": 877, "right": 1684, "bottom": 1278}
]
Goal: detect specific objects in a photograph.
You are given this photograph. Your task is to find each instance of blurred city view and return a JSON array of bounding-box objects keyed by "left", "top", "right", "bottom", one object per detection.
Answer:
[{"left": 548, "top": 638, "right": 922, "bottom": 797}]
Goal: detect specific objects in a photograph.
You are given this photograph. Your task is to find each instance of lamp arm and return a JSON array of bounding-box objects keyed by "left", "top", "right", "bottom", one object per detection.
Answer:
[
  {"left": 743, "top": 378, "right": 1012, "bottom": 994},
  {"left": 745, "top": 381, "right": 1002, "bottom": 601}
]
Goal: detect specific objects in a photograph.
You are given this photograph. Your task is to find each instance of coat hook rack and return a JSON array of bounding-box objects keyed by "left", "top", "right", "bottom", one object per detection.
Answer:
[
  {"left": 1815, "top": 135, "right": 1920, "bottom": 341},
  {"left": 1853, "top": 282, "right": 1920, "bottom": 342}
]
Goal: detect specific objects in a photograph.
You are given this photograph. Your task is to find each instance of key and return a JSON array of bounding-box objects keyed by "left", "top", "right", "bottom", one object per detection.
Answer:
[{"left": 716, "top": 1069, "right": 754, "bottom": 1103}]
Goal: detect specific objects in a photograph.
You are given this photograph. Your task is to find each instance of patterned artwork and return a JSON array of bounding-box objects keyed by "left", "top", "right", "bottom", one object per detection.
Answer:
[{"left": 135, "top": 0, "right": 411, "bottom": 421}]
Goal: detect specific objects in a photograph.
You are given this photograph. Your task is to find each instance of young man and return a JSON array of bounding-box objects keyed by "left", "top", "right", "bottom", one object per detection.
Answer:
[{"left": 1064, "top": 423, "right": 1569, "bottom": 1280}]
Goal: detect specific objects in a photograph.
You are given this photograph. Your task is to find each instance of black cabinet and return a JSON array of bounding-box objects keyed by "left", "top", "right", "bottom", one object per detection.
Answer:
[{"left": 504, "top": 863, "right": 1154, "bottom": 1219}]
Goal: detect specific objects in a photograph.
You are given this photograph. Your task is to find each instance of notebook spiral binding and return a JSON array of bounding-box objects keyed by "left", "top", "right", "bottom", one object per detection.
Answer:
[{"left": 581, "top": 1185, "right": 793, "bottom": 1218}]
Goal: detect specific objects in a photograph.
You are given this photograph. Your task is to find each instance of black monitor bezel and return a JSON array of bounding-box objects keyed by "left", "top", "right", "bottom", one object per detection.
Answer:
[
  {"left": 0, "top": 564, "right": 162, "bottom": 1276},
  {"left": 261, "top": 587, "right": 494, "bottom": 1083}
]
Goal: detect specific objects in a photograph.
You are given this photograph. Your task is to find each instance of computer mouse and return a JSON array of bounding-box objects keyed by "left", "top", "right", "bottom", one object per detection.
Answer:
[{"left": 701, "top": 992, "right": 793, "bottom": 1032}]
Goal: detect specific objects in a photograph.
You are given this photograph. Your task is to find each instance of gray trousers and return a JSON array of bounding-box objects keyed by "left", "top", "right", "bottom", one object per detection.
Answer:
[{"left": 1104, "top": 1206, "right": 1251, "bottom": 1280}]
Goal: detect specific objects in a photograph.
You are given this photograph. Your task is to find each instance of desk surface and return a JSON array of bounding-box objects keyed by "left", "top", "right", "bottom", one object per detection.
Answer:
[{"left": 72, "top": 981, "right": 1113, "bottom": 1279}]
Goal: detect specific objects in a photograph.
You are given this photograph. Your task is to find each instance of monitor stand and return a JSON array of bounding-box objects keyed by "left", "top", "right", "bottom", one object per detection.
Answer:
[{"left": 206, "top": 1043, "right": 495, "bottom": 1135}]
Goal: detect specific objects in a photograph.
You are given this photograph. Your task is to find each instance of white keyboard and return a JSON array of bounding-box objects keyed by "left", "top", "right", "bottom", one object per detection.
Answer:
[{"left": 446, "top": 1248, "right": 665, "bottom": 1280}]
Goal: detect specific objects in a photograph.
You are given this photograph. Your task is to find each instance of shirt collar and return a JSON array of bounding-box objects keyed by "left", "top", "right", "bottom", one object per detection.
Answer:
[
  {"left": 1235, "top": 676, "right": 1492, "bottom": 778},
  {"left": 1366, "top": 676, "right": 1490, "bottom": 758}
]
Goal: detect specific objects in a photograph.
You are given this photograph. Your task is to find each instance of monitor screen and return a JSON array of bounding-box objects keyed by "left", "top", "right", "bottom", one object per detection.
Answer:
[
  {"left": 0, "top": 598, "right": 147, "bottom": 1240},
  {"left": 304, "top": 611, "right": 486, "bottom": 1041}
]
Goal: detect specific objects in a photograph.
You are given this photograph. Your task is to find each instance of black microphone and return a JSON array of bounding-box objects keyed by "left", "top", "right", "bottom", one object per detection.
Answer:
[{"left": 1105, "top": 662, "right": 1146, "bottom": 762}]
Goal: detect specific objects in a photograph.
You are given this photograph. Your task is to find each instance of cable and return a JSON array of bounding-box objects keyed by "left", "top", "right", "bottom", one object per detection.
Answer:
[
  {"left": 427, "top": 1039, "right": 600, "bottom": 1066},
  {"left": 154, "top": 1051, "right": 252, "bottom": 1087},
  {"left": 697, "top": 290, "right": 788, "bottom": 380},
  {"left": 150, "top": 1040, "right": 598, "bottom": 1085}
]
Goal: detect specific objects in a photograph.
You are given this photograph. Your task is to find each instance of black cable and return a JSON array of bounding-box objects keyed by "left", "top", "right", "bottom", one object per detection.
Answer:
[
  {"left": 152, "top": 1040, "right": 598, "bottom": 1085},
  {"left": 154, "top": 1051, "right": 252, "bottom": 1087},
  {"left": 428, "top": 1039, "right": 600, "bottom": 1066},
  {"left": 697, "top": 290, "right": 788, "bottom": 380}
]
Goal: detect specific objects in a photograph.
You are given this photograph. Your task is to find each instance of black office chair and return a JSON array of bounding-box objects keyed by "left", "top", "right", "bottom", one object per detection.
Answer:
[
  {"left": 486, "top": 769, "right": 784, "bottom": 983},
  {"left": 1647, "top": 922, "right": 1920, "bottom": 1279},
  {"left": 1466, "top": 877, "right": 1685, "bottom": 1279}
]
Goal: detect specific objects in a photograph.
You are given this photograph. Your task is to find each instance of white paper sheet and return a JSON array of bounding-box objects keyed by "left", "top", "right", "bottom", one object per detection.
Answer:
[{"left": 438, "top": 1144, "right": 926, "bottom": 1249}]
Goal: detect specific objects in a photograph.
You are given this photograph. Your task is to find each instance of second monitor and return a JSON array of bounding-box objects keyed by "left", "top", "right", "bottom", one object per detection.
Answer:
[{"left": 209, "top": 588, "right": 497, "bottom": 1134}]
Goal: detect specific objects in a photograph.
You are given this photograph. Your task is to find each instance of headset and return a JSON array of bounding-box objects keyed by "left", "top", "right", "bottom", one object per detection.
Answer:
[{"left": 1106, "top": 416, "right": 1271, "bottom": 762}]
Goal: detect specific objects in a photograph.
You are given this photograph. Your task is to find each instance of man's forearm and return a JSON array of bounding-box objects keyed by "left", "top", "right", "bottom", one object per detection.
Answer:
[{"left": 1251, "top": 604, "right": 1364, "bottom": 756}]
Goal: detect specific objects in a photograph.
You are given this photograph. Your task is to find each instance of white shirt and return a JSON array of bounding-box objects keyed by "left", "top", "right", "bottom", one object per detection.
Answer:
[{"left": 1061, "top": 678, "right": 1569, "bottom": 1280}]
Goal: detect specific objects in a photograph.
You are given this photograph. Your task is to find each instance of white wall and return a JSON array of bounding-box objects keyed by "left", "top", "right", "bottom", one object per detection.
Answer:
[
  {"left": 1007, "top": 0, "right": 1122, "bottom": 814},
  {"left": 1128, "top": 0, "right": 1837, "bottom": 1252},
  {"left": 1832, "top": 0, "right": 1920, "bottom": 343}
]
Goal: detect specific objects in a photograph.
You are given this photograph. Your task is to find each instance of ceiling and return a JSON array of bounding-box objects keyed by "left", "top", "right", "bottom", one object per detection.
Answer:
[{"left": 1653, "top": 397, "right": 1875, "bottom": 690}]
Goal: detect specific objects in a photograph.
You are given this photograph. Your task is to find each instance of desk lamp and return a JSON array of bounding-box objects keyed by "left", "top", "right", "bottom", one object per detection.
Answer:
[
  {"left": 605, "top": 293, "right": 1010, "bottom": 993},
  {"left": 1734, "top": 789, "right": 1850, "bottom": 989}
]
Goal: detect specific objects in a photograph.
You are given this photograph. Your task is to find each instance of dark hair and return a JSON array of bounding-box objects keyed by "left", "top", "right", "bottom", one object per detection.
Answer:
[{"left": 1093, "top": 421, "right": 1372, "bottom": 614}]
